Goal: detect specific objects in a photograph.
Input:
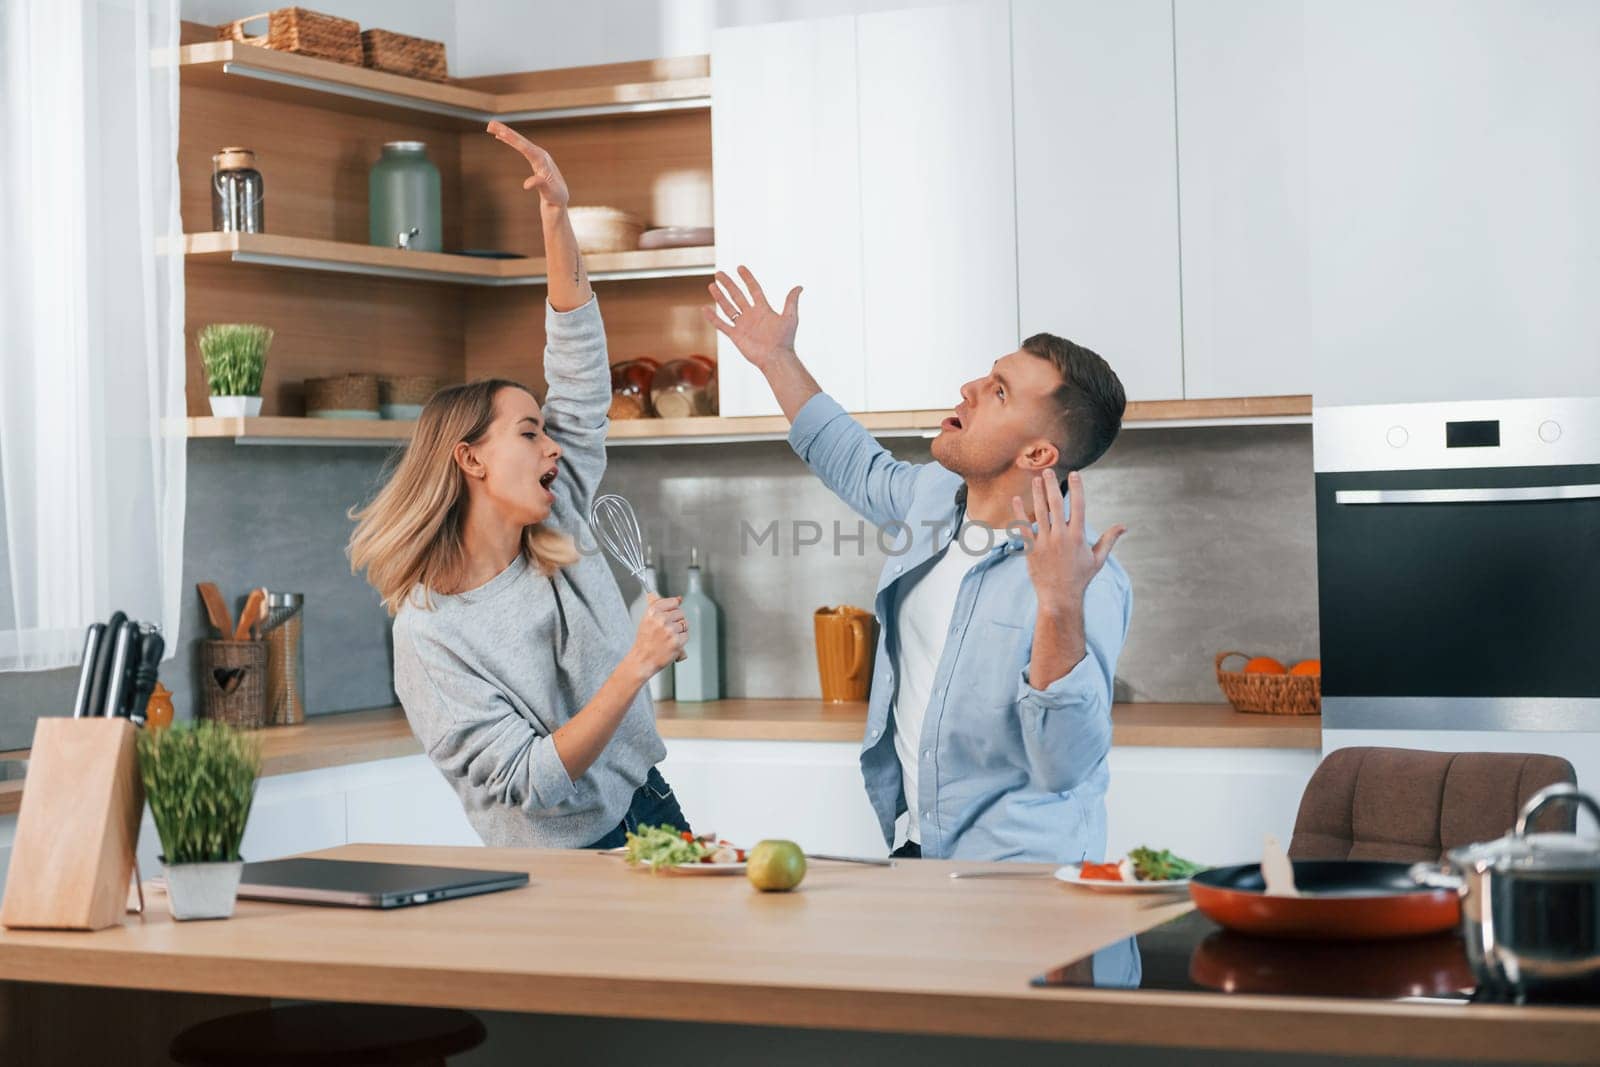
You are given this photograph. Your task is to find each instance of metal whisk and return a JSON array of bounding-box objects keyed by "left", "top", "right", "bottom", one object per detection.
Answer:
[
  {"left": 589, "top": 494, "right": 649, "bottom": 589},
  {"left": 590, "top": 493, "right": 686, "bottom": 662}
]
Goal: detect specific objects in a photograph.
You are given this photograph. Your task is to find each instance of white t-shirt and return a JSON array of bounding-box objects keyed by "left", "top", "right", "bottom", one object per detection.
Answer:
[{"left": 892, "top": 527, "right": 985, "bottom": 845}]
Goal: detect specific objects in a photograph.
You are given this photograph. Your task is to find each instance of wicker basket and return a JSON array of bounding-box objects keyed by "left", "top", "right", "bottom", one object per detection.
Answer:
[
  {"left": 218, "top": 8, "right": 363, "bottom": 66},
  {"left": 305, "top": 373, "right": 380, "bottom": 417},
  {"left": 1215, "top": 651, "right": 1321, "bottom": 716},
  {"left": 198, "top": 640, "right": 268, "bottom": 729},
  {"left": 378, "top": 375, "right": 440, "bottom": 406},
  {"left": 568, "top": 207, "right": 646, "bottom": 253},
  {"left": 361, "top": 28, "right": 449, "bottom": 82}
]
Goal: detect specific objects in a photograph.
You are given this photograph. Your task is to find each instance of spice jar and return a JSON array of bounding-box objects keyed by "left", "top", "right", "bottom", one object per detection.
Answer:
[
  {"left": 212, "top": 147, "right": 264, "bottom": 233},
  {"left": 144, "top": 682, "right": 175, "bottom": 730}
]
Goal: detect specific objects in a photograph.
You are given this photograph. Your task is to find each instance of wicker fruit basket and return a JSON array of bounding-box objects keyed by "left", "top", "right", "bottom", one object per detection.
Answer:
[
  {"left": 1215, "top": 651, "right": 1321, "bottom": 716},
  {"left": 305, "top": 373, "right": 380, "bottom": 417},
  {"left": 218, "top": 7, "right": 362, "bottom": 66},
  {"left": 360, "top": 28, "right": 449, "bottom": 82},
  {"left": 568, "top": 207, "right": 646, "bottom": 253}
]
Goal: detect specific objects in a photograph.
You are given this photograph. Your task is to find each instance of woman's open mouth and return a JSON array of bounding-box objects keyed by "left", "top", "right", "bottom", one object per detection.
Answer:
[{"left": 539, "top": 468, "right": 558, "bottom": 498}]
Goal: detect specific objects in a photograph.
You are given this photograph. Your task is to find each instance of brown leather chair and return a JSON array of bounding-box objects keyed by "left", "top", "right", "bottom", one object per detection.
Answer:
[{"left": 1288, "top": 747, "right": 1577, "bottom": 863}]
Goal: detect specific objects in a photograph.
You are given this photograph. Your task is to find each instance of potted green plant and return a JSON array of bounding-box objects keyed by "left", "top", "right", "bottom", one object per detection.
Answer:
[
  {"left": 137, "top": 721, "right": 261, "bottom": 921},
  {"left": 198, "top": 323, "right": 273, "bottom": 417}
]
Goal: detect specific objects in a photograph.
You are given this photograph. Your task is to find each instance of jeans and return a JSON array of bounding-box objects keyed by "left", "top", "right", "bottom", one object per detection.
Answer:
[{"left": 583, "top": 766, "right": 689, "bottom": 850}]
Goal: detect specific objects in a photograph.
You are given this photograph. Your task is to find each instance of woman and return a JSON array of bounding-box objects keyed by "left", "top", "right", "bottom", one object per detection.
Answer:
[{"left": 349, "top": 122, "right": 691, "bottom": 850}]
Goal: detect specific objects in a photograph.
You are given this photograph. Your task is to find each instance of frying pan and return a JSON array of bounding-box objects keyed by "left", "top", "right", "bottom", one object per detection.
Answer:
[{"left": 1189, "top": 861, "right": 1460, "bottom": 940}]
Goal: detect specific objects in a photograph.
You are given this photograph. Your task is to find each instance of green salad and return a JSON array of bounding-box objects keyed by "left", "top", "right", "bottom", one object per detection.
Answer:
[{"left": 1128, "top": 846, "right": 1208, "bottom": 882}]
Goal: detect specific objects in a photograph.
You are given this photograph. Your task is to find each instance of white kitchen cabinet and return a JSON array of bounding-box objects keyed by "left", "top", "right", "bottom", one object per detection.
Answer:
[
  {"left": 1013, "top": 0, "right": 1183, "bottom": 403},
  {"left": 857, "top": 1, "right": 1017, "bottom": 412},
  {"left": 1305, "top": 0, "right": 1600, "bottom": 406},
  {"left": 1174, "top": 0, "right": 1311, "bottom": 400},
  {"left": 661, "top": 738, "right": 886, "bottom": 856},
  {"left": 1105, "top": 746, "right": 1320, "bottom": 865},
  {"left": 345, "top": 757, "right": 481, "bottom": 846},
  {"left": 711, "top": 16, "right": 866, "bottom": 417}
]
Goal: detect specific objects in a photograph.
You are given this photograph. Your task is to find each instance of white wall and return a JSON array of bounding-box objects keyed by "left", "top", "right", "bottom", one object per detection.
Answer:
[
  {"left": 183, "top": 0, "right": 457, "bottom": 65},
  {"left": 449, "top": 0, "right": 954, "bottom": 77}
]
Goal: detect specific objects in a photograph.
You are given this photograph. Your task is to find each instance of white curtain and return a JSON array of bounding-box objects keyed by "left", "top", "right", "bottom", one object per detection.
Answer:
[{"left": 0, "top": 0, "right": 186, "bottom": 670}]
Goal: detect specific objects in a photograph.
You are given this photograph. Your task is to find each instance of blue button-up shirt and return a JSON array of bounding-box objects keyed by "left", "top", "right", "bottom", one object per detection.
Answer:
[{"left": 790, "top": 394, "right": 1132, "bottom": 863}]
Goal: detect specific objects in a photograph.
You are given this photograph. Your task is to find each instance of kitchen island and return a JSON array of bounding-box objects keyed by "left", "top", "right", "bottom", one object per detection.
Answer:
[{"left": 0, "top": 843, "right": 1592, "bottom": 1065}]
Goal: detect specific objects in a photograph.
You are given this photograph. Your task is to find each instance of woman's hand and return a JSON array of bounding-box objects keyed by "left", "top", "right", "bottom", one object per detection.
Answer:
[
  {"left": 626, "top": 595, "right": 688, "bottom": 682},
  {"left": 487, "top": 120, "right": 569, "bottom": 210}
]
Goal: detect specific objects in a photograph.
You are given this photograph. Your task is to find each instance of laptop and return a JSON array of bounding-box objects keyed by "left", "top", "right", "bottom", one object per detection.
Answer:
[{"left": 233, "top": 857, "right": 530, "bottom": 909}]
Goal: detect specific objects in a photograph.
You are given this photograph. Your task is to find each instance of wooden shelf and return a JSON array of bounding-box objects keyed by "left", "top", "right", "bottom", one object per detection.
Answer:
[
  {"left": 182, "top": 232, "right": 715, "bottom": 286},
  {"left": 180, "top": 396, "right": 1311, "bottom": 445},
  {"left": 178, "top": 40, "right": 710, "bottom": 125}
]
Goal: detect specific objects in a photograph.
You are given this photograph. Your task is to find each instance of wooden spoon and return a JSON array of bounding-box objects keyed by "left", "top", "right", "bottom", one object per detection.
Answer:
[
  {"left": 197, "top": 582, "right": 233, "bottom": 638},
  {"left": 234, "top": 587, "right": 267, "bottom": 641}
]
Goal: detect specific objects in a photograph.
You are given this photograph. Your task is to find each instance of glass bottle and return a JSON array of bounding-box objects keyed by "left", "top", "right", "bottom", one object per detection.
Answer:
[
  {"left": 628, "top": 545, "right": 674, "bottom": 701},
  {"left": 368, "top": 141, "right": 443, "bottom": 252},
  {"left": 212, "top": 147, "right": 264, "bottom": 233},
  {"left": 673, "top": 546, "right": 722, "bottom": 702}
]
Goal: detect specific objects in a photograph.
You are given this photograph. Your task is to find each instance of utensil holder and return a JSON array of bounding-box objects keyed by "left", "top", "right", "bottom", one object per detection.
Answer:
[
  {"left": 0, "top": 717, "right": 144, "bottom": 930},
  {"left": 199, "top": 640, "right": 268, "bottom": 728}
]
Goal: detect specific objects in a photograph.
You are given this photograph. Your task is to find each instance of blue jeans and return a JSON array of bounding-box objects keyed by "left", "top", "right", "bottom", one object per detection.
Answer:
[{"left": 583, "top": 767, "right": 689, "bottom": 850}]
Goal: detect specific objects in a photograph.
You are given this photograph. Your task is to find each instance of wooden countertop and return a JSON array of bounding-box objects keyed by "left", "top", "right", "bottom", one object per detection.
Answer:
[
  {"left": 0, "top": 701, "right": 1317, "bottom": 817},
  {"left": 0, "top": 843, "right": 1589, "bottom": 1060}
]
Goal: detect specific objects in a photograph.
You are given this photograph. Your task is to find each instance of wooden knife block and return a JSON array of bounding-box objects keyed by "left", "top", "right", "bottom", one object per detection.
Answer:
[{"left": 0, "top": 717, "right": 144, "bottom": 931}]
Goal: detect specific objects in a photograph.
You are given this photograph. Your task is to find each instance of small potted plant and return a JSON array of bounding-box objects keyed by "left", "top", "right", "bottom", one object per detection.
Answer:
[
  {"left": 137, "top": 721, "right": 261, "bottom": 921},
  {"left": 198, "top": 323, "right": 273, "bottom": 417}
]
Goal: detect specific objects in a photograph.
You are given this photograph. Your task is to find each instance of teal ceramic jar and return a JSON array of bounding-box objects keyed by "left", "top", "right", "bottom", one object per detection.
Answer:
[{"left": 368, "top": 141, "right": 442, "bottom": 252}]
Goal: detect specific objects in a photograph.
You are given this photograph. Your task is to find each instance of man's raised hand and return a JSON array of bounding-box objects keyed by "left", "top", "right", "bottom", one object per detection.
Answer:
[{"left": 702, "top": 266, "right": 802, "bottom": 370}]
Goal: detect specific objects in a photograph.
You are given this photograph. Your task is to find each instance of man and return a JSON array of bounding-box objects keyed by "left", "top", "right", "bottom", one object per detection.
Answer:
[{"left": 704, "top": 268, "right": 1131, "bottom": 863}]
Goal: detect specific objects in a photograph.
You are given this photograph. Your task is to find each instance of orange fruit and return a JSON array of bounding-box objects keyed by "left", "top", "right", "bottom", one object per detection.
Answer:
[
  {"left": 1290, "top": 659, "right": 1322, "bottom": 677},
  {"left": 1243, "top": 656, "right": 1287, "bottom": 675}
]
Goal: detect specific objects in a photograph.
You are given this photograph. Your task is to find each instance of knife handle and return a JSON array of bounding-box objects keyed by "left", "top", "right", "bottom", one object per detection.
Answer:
[
  {"left": 100, "top": 621, "right": 138, "bottom": 720},
  {"left": 126, "top": 629, "right": 165, "bottom": 726},
  {"left": 84, "top": 611, "right": 127, "bottom": 718},
  {"left": 71, "top": 623, "right": 107, "bottom": 718}
]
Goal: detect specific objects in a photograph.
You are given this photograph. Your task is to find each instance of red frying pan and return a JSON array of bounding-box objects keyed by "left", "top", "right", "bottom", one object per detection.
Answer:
[{"left": 1189, "top": 861, "right": 1460, "bottom": 940}]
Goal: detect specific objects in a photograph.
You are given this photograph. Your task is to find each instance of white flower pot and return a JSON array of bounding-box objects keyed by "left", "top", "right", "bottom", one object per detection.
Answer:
[
  {"left": 208, "top": 395, "right": 262, "bottom": 418},
  {"left": 162, "top": 858, "right": 244, "bottom": 921}
]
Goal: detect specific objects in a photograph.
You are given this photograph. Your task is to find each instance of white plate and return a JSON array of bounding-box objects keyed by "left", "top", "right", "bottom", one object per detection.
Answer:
[
  {"left": 1054, "top": 864, "right": 1191, "bottom": 893},
  {"left": 648, "top": 862, "right": 747, "bottom": 876}
]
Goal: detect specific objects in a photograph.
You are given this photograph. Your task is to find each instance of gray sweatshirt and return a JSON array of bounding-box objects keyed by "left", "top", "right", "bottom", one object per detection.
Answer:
[{"left": 391, "top": 296, "right": 666, "bottom": 849}]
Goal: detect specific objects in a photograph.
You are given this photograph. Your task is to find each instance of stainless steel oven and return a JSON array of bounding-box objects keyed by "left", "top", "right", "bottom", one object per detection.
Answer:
[{"left": 1314, "top": 398, "right": 1600, "bottom": 732}]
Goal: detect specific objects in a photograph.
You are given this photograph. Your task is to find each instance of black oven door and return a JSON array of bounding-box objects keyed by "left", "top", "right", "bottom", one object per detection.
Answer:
[{"left": 1315, "top": 463, "right": 1600, "bottom": 730}]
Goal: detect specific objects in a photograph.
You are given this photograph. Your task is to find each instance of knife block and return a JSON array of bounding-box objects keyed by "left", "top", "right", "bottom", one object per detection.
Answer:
[{"left": 0, "top": 717, "right": 144, "bottom": 931}]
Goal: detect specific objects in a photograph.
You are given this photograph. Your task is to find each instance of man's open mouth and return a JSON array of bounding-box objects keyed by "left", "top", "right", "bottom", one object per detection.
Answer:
[{"left": 941, "top": 414, "right": 964, "bottom": 432}]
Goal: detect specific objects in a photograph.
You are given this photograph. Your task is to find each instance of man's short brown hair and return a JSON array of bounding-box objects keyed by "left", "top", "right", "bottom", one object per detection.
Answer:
[{"left": 1022, "top": 332, "right": 1126, "bottom": 475}]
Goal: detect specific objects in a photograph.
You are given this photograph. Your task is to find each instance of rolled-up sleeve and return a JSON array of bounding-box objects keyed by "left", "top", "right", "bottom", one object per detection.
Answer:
[
  {"left": 395, "top": 631, "right": 577, "bottom": 812},
  {"left": 1014, "top": 567, "right": 1130, "bottom": 794},
  {"left": 787, "top": 393, "right": 921, "bottom": 528}
]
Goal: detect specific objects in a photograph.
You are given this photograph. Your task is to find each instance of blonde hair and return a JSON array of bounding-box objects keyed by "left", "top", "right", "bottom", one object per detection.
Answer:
[{"left": 348, "top": 378, "right": 579, "bottom": 615}]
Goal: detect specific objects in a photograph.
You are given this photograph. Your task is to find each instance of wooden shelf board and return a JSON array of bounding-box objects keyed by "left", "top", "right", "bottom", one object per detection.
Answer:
[
  {"left": 179, "top": 40, "right": 709, "bottom": 125},
  {"left": 179, "top": 397, "right": 1312, "bottom": 444},
  {"left": 182, "top": 232, "right": 715, "bottom": 286}
]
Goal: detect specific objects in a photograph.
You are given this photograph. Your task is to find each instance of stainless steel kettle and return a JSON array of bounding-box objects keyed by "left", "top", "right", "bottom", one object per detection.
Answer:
[{"left": 1412, "top": 783, "right": 1600, "bottom": 1001}]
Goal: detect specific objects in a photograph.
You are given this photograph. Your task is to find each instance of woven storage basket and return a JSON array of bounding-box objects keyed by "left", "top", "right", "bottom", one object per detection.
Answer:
[
  {"left": 568, "top": 207, "right": 646, "bottom": 253},
  {"left": 305, "top": 373, "right": 380, "bottom": 416},
  {"left": 1215, "top": 651, "right": 1321, "bottom": 716},
  {"left": 361, "top": 28, "right": 449, "bottom": 82},
  {"left": 199, "top": 640, "right": 268, "bottom": 729},
  {"left": 378, "top": 375, "right": 440, "bottom": 406},
  {"left": 218, "top": 7, "right": 362, "bottom": 66}
]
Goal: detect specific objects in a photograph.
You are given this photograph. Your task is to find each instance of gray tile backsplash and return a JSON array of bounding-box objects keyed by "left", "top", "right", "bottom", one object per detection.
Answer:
[{"left": 0, "top": 424, "right": 1316, "bottom": 749}]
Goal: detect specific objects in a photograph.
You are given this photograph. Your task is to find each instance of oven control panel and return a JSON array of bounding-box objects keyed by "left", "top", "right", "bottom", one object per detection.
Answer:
[{"left": 1315, "top": 397, "right": 1600, "bottom": 472}]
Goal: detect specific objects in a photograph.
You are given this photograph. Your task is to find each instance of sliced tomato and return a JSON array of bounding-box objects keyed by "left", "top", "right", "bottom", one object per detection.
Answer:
[{"left": 1078, "top": 861, "right": 1124, "bottom": 882}]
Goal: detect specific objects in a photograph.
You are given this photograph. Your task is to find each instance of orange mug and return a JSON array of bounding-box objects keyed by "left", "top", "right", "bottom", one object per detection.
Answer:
[{"left": 814, "top": 606, "right": 877, "bottom": 703}]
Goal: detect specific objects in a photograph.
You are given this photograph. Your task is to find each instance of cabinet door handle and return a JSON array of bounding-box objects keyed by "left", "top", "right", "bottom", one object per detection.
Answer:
[{"left": 1334, "top": 484, "right": 1600, "bottom": 505}]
